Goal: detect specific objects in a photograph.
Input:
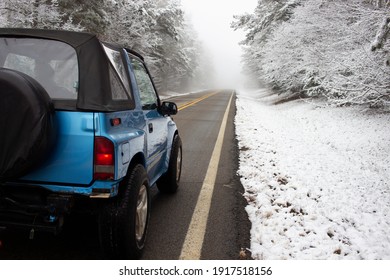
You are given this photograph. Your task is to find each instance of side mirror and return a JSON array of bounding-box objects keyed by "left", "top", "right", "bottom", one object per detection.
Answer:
[{"left": 160, "top": 101, "right": 178, "bottom": 116}]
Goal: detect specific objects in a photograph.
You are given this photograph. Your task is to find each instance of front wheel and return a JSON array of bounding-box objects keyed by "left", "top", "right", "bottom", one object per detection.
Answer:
[
  {"left": 98, "top": 164, "right": 150, "bottom": 259},
  {"left": 157, "top": 134, "right": 182, "bottom": 194}
]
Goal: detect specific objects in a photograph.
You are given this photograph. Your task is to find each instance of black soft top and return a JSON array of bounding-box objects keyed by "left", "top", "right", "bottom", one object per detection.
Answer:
[{"left": 0, "top": 28, "right": 136, "bottom": 111}]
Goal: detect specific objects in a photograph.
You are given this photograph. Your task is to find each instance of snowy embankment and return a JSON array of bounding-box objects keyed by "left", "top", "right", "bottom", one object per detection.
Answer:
[{"left": 235, "top": 89, "right": 390, "bottom": 260}]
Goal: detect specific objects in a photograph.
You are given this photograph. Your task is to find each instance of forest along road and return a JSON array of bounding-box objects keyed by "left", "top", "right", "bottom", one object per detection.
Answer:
[{"left": 0, "top": 90, "right": 251, "bottom": 260}]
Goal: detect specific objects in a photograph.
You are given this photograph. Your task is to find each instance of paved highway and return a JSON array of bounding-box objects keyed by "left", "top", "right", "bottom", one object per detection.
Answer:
[{"left": 0, "top": 90, "right": 251, "bottom": 260}]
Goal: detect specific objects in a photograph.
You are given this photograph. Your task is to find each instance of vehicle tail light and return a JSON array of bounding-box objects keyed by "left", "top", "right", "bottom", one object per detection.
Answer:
[{"left": 94, "top": 136, "right": 115, "bottom": 180}]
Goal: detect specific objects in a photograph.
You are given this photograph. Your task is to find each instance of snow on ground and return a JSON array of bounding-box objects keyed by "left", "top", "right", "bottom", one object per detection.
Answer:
[{"left": 235, "top": 88, "right": 390, "bottom": 260}]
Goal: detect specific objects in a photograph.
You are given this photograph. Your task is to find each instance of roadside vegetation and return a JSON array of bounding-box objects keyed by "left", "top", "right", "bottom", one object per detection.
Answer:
[{"left": 232, "top": 0, "right": 390, "bottom": 109}]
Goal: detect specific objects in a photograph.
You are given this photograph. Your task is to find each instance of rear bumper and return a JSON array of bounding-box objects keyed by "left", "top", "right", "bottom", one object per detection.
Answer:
[
  {"left": 0, "top": 185, "right": 73, "bottom": 234},
  {"left": 2, "top": 179, "right": 121, "bottom": 198},
  {"left": 0, "top": 180, "right": 121, "bottom": 234}
]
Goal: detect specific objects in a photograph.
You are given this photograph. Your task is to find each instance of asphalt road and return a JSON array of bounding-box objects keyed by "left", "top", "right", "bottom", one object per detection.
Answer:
[{"left": 0, "top": 90, "right": 251, "bottom": 260}]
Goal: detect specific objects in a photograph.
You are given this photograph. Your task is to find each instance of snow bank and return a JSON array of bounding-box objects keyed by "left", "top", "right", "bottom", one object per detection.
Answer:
[{"left": 235, "top": 89, "right": 390, "bottom": 259}]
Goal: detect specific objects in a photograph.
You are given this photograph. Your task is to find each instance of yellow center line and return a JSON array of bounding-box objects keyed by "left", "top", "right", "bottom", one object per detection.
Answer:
[
  {"left": 179, "top": 91, "right": 234, "bottom": 260},
  {"left": 178, "top": 91, "right": 220, "bottom": 111}
]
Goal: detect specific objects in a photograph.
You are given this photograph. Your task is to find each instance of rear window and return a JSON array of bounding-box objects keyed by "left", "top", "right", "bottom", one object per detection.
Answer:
[
  {"left": 102, "top": 43, "right": 132, "bottom": 101},
  {"left": 0, "top": 37, "right": 79, "bottom": 99}
]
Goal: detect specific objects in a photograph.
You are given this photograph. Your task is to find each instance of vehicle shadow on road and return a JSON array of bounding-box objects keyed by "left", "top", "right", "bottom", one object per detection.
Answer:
[{"left": 0, "top": 214, "right": 102, "bottom": 260}]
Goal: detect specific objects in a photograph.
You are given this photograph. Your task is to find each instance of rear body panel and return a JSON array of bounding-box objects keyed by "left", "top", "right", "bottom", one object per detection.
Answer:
[
  {"left": 96, "top": 110, "right": 146, "bottom": 181},
  {"left": 20, "top": 111, "right": 96, "bottom": 185}
]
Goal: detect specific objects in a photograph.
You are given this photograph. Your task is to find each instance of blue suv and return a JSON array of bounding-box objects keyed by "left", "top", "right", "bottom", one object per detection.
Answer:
[{"left": 0, "top": 28, "right": 182, "bottom": 259}]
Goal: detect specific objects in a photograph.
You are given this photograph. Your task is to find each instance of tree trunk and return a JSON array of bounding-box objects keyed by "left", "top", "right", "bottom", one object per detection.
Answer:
[{"left": 32, "top": 0, "right": 40, "bottom": 28}]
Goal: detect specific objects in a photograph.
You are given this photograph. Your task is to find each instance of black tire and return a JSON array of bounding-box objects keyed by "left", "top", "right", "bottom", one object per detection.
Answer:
[
  {"left": 98, "top": 164, "right": 150, "bottom": 259},
  {"left": 0, "top": 68, "right": 55, "bottom": 181},
  {"left": 157, "top": 134, "right": 182, "bottom": 194}
]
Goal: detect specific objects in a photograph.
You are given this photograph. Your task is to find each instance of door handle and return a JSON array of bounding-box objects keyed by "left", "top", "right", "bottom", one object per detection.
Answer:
[{"left": 148, "top": 123, "right": 153, "bottom": 133}]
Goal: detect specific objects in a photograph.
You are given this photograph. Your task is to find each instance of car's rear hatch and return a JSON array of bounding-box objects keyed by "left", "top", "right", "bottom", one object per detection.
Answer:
[{"left": 20, "top": 111, "right": 96, "bottom": 185}]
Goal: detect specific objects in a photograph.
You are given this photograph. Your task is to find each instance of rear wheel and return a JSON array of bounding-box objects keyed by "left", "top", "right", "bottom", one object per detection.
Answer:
[{"left": 98, "top": 164, "right": 150, "bottom": 259}]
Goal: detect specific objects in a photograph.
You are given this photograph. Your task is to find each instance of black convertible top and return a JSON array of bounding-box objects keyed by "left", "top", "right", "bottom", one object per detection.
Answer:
[
  {"left": 0, "top": 28, "right": 137, "bottom": 111},
  {"left": 0, "top": 28, "right": 97, "bottom": 47}
]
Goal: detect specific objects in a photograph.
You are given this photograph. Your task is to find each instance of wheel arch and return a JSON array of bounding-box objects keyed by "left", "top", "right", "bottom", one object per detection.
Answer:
[
  {"left": 118, "top": 152, "right": 147, "bottom": 195},
  {"left": 128, "top": 152, "right": 146, "bottom": 171},
  {"left": 165, "top": 125, "right": 180, "bottom": 170}
]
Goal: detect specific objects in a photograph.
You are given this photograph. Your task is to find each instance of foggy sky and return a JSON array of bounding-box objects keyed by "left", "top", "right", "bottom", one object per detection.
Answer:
[{"left": 181, "top": 0, "right": 258, "bottom": 89}]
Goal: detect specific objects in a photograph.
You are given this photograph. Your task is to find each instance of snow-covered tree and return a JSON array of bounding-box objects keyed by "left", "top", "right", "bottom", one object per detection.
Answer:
[
  {"left": 234, "top": 0, "right": 390, "bottom": 108},
  {"left": 371, "top": 9, "right": 390, "bottom": 67},
  {"left": 231, "top": 0, "right": 301, "bottom": 87},
  {"left": 0, "top": 0, "right": 203, "bottom": 93},
  {"left": 147, "top": 0, "right": 199, "bottom": 91},
  {"left": 0, "top": 0, "right": 64, "bottom": 29},
  {"left": 232, "top": 0, "right": 300, "bottom": 45},
  {"left": 56, "top": 0, "right": 108, "bottom": 33},
  {"left": 84, "top": 0, "right": 200, "bottom": 92},
  {"left": 102, "top": 0, "right": 158, "bottom": 50},
  {"left": 367, "top": 0, "right": 390, "bottom": 8}
]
